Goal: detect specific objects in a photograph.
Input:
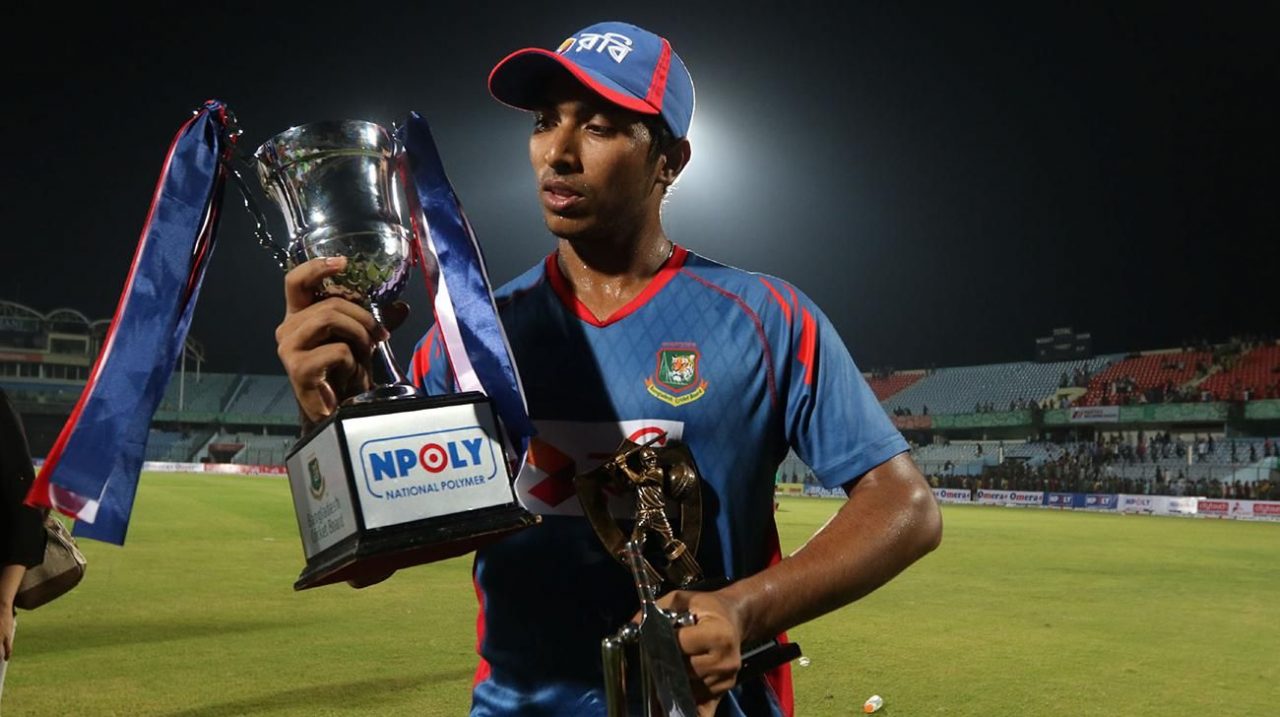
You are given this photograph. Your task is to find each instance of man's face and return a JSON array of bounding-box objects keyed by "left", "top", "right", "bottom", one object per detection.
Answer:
[{"left": 528, "top": 77, "right": 664, "bottom": 241}]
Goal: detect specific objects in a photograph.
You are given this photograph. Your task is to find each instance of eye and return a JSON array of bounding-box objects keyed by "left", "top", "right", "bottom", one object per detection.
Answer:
[
  {"left": 585, "top": 121, "right": 616, "bottom": 137},
  {"left": 532, "top": 112, "right": 555, "bottom": 133}
]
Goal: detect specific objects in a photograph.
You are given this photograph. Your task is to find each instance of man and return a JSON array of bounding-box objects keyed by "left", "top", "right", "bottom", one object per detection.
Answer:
[{"left": 275, "top": 21, "right": 941, "bottom": 716}]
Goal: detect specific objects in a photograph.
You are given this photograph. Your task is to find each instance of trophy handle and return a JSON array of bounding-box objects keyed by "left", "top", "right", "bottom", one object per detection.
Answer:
[
  {"left": 212, "top": 108, "right": 291, "bottom": 270},
  {"left": 221, "top": 155, "right": 292, "bottom": 271}
]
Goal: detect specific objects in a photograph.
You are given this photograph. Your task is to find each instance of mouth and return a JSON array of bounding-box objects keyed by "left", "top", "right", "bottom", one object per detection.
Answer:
[{"left": 541, "top": 180, "right": 585, "bottom": 213}]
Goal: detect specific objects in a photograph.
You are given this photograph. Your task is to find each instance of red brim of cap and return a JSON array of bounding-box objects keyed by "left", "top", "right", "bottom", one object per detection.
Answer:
[{"left": 488, "top": 48, "right": 659, "bottom": 116}]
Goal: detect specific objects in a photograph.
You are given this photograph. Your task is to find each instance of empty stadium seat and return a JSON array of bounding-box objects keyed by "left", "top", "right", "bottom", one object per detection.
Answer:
[
  {"left": 865, "top": 371, "right": 925, "bottom": 401},
  {"left": 881, "top": 355, "right": 1122, "bottom": 415},
  {"left": 1198, "top": 345, "right": 1280, "bottom": 401},
  {"left": 1079, "top": 351, "right": 1213, "bottom": 406}
]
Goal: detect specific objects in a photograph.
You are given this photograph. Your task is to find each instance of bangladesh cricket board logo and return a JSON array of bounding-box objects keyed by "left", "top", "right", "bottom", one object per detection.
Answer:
[
  {"left": 307, "top": 456, "right": 325, "bottom": 500},
  {"left": 646, "top": 343, "right": 708, "bottom": 407}
]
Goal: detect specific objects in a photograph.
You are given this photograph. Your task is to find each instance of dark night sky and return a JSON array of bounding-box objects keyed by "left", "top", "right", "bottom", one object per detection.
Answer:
[{"left": 4, "top": 2, "right": 1277, "bottom": 375}]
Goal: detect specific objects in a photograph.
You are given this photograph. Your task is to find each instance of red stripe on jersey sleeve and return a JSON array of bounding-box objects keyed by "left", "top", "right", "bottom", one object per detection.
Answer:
[
  {"left": 758, "top": 277, "right": 792, "bottom": 324},
  {"left": 798, "top": 308, "right": 817, "bottom": 386}
]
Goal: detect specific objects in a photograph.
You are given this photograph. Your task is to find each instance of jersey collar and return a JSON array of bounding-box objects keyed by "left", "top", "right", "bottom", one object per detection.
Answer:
[{"left": 545, "top": 244, "right": 689, "bottom": 328}]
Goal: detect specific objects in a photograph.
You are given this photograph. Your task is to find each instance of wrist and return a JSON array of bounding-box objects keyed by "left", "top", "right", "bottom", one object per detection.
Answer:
[{"left": 715, "top": 576, "right": 768, "bottom": 644}]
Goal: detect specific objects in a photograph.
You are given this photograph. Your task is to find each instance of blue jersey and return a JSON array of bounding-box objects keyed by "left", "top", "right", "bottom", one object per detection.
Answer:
[{"left": 411, "top": 246, "right": 907, "bottom": 716}]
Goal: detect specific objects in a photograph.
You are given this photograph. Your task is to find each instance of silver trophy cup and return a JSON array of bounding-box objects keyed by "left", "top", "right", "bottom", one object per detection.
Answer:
[
  {"left": 254, "top": 119, "right": 418, "bottom": 401},
  {"left": 225, "top": 118, "right": 537, "bottom": 590}
]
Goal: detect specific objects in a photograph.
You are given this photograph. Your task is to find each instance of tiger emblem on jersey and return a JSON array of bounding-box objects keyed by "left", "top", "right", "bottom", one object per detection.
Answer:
[{"left": 646, "top": 342, "right": 708, "bottom": 407}]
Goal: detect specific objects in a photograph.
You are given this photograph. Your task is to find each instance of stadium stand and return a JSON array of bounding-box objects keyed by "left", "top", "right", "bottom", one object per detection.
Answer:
[
  {"left": 8, "top": 298, "right": 1279, "bottom": 485},
  {"left": 150, "top": 372, "right": 294, "bottom": 420},
  {"left": 158, "top": 372, "right": 239, "bottom": 414},
  {"left": 224, "top": 374, "right": 293, "bottom": 416},
  {"left": 264, "top": 380, "right": 303, "bottom": 416},
  {"left": 865, "top": 371, "right": 925, "bottom": 402},
  {"left": 198, "top": 431, "right": 294, "bottom": 466},
  {"left": 145, "top": 429, "right": 183, "bottom": 459},
  {"left": 910, "top": 443, "right": 998, "bottom": 475},
  {"left": 931, "top": 433, "right": 1277, "bottom": 494},
  {"left": 881, "top": 355, "right": 1121, "bottom": 415},
  {"left": 1001, "top": 442, "right": 1062, "bottom": 465},
  {"left": 145, "top": 428, "right": 217, "bottom": 462},
  {"left": 1199, "top": 345, "right": 1280, "bottom": 401},
  {"left": 0, "top": 379, "right": 84, "bottom": 407},
  {"left": 1078, "top": 350, "right": 1214, "bottom": 406}
]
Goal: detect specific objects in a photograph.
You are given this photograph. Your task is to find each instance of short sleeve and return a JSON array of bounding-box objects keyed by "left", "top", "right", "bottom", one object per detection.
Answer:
[{"left": 776, "top": 286, "right": 908, "bottom": 489}]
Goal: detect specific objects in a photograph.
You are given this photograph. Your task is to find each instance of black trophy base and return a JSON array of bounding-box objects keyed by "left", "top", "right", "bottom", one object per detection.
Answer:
[
  {"left": 285, "top": 391, "right": 539, "bottom": 591},
  {"left": 294, "top": 502, "right": 539, "bottom": 590}
]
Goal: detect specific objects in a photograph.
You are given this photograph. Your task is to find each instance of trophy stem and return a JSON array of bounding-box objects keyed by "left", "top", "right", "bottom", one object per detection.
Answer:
[{"left": 346, "top": 304, "right": 421, "bottom": 404}]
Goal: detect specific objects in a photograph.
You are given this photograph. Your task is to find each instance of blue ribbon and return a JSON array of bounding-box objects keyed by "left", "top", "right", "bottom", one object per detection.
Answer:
[
  {"left": 31, "top": 100, "right": 229, "bottom": 545},
  {"left": 399, "top": 113, "right": 535, "bottom": 454}
]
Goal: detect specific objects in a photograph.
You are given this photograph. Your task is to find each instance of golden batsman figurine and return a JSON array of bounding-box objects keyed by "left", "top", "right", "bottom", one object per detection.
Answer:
[{"left": 575, "top": 435, "right": 704, "bottom": 591}]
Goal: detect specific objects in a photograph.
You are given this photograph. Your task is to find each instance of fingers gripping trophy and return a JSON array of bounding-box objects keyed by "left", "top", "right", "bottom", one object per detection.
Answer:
[{"left": 226, "top": 117, "right": 536, "bottom": 590}]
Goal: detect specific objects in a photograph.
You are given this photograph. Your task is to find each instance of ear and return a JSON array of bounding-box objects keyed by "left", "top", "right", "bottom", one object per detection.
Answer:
[{"left": 656, "top": 138, "right": 692, "bottom": 188}]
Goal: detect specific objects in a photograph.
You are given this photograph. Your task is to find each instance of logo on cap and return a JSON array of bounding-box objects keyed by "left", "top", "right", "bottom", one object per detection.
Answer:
[{"left": 571, "top": 31, "right": 634, "bottom": 63}]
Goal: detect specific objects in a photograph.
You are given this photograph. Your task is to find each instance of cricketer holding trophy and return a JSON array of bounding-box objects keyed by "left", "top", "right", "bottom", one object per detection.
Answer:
[{"left": 275, "top": 20, "right": 942, "bottom": 717}]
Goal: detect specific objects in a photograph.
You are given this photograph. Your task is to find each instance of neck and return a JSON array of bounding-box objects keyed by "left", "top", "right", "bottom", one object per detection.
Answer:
[{"left": 555, "top": 224, "right": 675, "bottom": 321}]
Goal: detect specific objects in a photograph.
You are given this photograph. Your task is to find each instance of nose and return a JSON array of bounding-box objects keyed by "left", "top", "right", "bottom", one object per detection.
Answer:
[{"left": 538, "top": 124, "right": 581, "bottom": 175}]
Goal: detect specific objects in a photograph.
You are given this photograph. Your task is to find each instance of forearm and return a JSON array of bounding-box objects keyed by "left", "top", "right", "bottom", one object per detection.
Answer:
[
  {"left": 0, "top": 564, "right": 26, "bottom": 613},
  {"left": 719, "top": 453, "right": 942, "bottom": 644}
]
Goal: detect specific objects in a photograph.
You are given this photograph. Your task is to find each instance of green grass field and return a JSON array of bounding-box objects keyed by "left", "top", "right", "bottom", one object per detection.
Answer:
[{"left": 5, "top": 474, "right": 1277, "bottom": 716}]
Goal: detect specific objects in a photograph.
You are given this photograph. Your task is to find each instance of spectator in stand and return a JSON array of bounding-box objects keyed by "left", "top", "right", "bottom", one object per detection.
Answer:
[{"left": 1249, "top": 444, "right": 1257, "bottom": 462}]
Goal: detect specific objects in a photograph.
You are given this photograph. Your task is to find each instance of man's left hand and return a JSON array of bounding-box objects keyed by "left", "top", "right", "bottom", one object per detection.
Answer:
[{"left": 643, "top": 589, "right": 744, "bottom": 715}]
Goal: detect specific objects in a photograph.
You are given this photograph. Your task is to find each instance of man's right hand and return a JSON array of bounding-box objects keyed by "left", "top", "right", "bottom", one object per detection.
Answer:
[{"left": 275, "top": 257, "right": 388, "bottom": 424}]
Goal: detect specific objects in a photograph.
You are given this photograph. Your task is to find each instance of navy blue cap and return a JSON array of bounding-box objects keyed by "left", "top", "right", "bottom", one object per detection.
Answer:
[{"left": 489, "top": 21, "right": 695, "bottom": 138}]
